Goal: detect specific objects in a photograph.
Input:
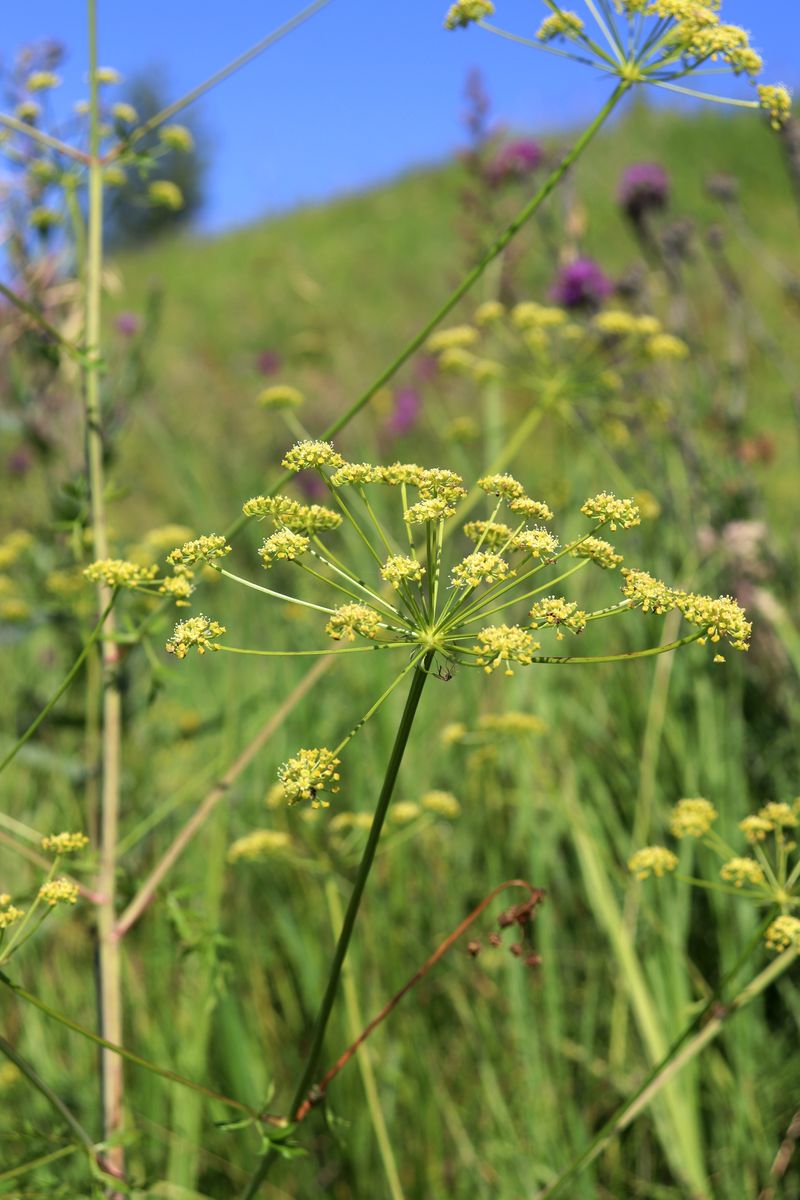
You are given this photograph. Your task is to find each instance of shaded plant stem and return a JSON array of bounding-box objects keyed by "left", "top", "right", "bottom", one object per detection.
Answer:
[{"left": 240, "top": 654, "right": 434, "bottom": 1198}]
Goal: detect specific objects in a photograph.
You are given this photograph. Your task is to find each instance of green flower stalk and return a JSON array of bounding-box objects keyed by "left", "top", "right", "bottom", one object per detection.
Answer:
[{"left": 447, "top": 0, "right": 791, "bottom": 127}]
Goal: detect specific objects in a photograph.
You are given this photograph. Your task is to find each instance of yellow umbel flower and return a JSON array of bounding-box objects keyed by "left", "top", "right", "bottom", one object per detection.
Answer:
[
  {"left": 451, "top": 552, "right": 512, "bottom": 589},
  {"left": 426, "top": 325, "right": 480, "bottom": 351},
  {"left": 0, "top": 905, "right": 25, "bottom": 929},
  {"left": 621, "top": 568, "right": 676, "bottom": 614},
  {"left": 167, "top": 534, "right": 231, "bottom": 567},
  {"left": 38, "top": 879, "right": 79, "bottom": 907},
  {"left": 421, "top": 790, "right": 461, "bottom": 818},
  {"left": 720, "top": 858, "right": 765, "bottom": 888},
  {"left": 257, "top": 384, "right": 304, "bottom": 410},
  {"left": 581, "top": 493, "right": 641, "bottom": 530},
  {"left": 228, "top": 830, "right": 292, "bottom": 863},
  {"left": 282, "top": 440, "right": 345, "bottom": 471},
  {"left": 537, "top": 11, "right": 585, "bottom": 42},
  {"left": 148, "top": 180, "right": 183, "bottom": 209},
  {"left": 473, "top": 300, "right": 505, "bottom": 326},
  {"left": 759, "top": 802, "right": 798, "bottom": 829},
  {"left": 758, "top": 84, "right": 792, "bottom": 129},
  {"left": 390, "top": 801, "right": 421, "bottom": 824},
  {"left": 165, "top": 615, "right": 225, "bottom": 659},
  {"left": 529, "top": 597, "right": 587, "bottom": 635},
  {"left": 326, "top": 603, "right": 383, "bottom": 642},
  {"left": 405, "top": 497, "right": 456, "bottom": 524},
  {"left": 278, "top": 747, "right": 341, "bottom": 807},
  {"left": 739, "top": 814, "right": 773, "bottom": 844},
  {"left": 159, "top": 124, "right": 194, "bottom": 152},
  {"left": 647, "top": 333, "right": 690, "bottom": 360},
  {"left": 381, "top": 555, "right": 425, "bottom": 588},
  {"left": 509, "top": 497, "right": 554, "bottom": 522},
  {"left": 574, "top": 537, "right": 623, "bottom": 570},
  {"left": 628, "top": 846, "right": 678, "bottom": 880},
  {"left": 765, "top": 916, "right": 800, "bottom": 954},
  {"left": 478, "top": 472, "right": 526, "bottom": 501},
  {"left": 259, "top": 530, "right": 310, "bottom": 566},
  {"left": 670, "top": 798, "right": 718, "bottom": 838},
  {"left": 41, "top": 832, "right": 89, "bottom": 855},
  {"left": 514, "top": 529, "right": 559, "bottom": 558},
  {"left": 475, "top": 625, "right": 540, "bottom": 675},
  {"left": 84, "top": 559, "right": 158, "bottom": 588},
  {"left": 443, "top": 0, "right": 494, "bottom": 29}
]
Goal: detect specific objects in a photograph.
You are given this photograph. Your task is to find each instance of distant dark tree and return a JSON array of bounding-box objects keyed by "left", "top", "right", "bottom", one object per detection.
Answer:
[{"left": 105, "top": 72, "right": 207, "bottom": 247}]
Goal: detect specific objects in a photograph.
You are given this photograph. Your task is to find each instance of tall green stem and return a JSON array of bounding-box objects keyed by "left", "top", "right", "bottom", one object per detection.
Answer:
[
  {"left": 240, "top": 656, "right": 432, "bottom": 1198},
  {"left": 85, "top": 0, "right": 125, "bottom": 1185}
]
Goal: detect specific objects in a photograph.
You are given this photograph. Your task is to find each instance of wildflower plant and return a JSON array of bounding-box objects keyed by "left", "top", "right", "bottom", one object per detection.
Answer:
[
  {"left": 629, "top": 797, "right": 800, "bottom": 953},
  {"left": 446, "top": 0, "right": 791, "bottom": 129},
  {"left": 166, "top": 442, "right": 750, "bottom": 811}
]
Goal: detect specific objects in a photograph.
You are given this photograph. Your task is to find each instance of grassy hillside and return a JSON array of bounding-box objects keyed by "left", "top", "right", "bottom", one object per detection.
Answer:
[
  {"left": 105, "top": 100, "right": 799, "bottom": 526},
  {"left": 3, "top": 97, "right": 800, "bottom": 1200}
]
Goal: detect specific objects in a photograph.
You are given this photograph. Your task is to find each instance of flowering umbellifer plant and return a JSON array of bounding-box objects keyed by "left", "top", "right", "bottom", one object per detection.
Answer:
[
  {"left": 444, "top": 0, "right": 790, "bottom": 129},
  {"left": 629, "top": 797, "right": 800, "bottom": 955},
  {"left": 158, "top": 442, "right": 750, "bottom": 810}
]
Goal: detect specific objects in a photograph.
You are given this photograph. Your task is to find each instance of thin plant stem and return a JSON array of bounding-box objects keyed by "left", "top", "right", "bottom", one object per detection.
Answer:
[
  {"left": 105, "top": 0, "right": 333, "bottom": 160},
  {"left": 240, "top": 654, "right": 433, "bottom": 1198},
  {"left": 0, "top": 1034, "right": 109, "bottom": 1175},
  {"left": 0, "top": 279, "right": 85, "bottom": 360},
  {"left": 0, "top": 974, "right": 269, "bottom": 1123},
  {"left": 324, "top": 879, "right": 406, "bottom": 1200},
  {"left": 0, "top": 597, "right": 114, "bottom": 777},
  {"left": 0, "top": 1143, "right": 79, "bottom": 1186},
  {"left": 84, "top": 0, "right": 124, "bottom": 1180},
  {"left": 0, "top": 112, "right": 90, "bottom": 161}
]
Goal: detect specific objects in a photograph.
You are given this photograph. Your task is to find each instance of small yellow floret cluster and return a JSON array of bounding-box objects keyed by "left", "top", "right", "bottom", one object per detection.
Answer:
[
  {"left": 574, "top": 537, "right": 623, "bottom": 570},
  {"left": 165, "top": 615, "right": 225, "bottom": 658},
  {"left": 581, "top": 493, "right": 641, "bottom": 531},
  {"left": 514, "top": 529, "right": 559, "bottom": 558},
  {"left": 38, "top": 878, "right": 79, "bottom": 907},
  {"left": 765, "top": 916, "right": 800, "bottom": 954},
  {"left": 421, "top": 790, "right": 461, "bottom": 817},
  {"left": 259, "top": 530, "right": 310, "bottom": 566},
  {"left": 326, "top": 603, "right": 383, "bottom": 641},
  {"left": 451, "top": 552, "right": 512, "bottom": 589},
  {"left": 381, "top": 555, "right": 425, "bottom": 588},
  {"left": 537, "top": 11, "right": 585, "bottom": 42},
  {"left": 282, "top": 440, "right": 345, "bottom": 472},
  {"left": 529, "top": 596, "right": 587, "bottom": 636},
  {"left": 628, "top": 846, "right": 678, "bottom": 880},
  {"left": 474, "top": 624, "right": 540, "bottom": 675},
  {"left": 84, "top": 559, "right": 157, "bottom": 588},
  {"left": 670, "top": 798, "right": 718, "bottom": 838},
  {"left": 258, "top": 385, "right": 304, "bottom": 410},
  {"left": 228, "top": 829, "right": 292, "bottom": 862},
  {"left": 41, "top": 832, "right": 89, "bottom": 855},
  {"left": 443, "top": 0, "right": 494, "bottom": 29},
  {"left": 720, "top": 857, "right": 765, "bottom": 888},
  {"left": 278, "top": 747, "right": 341, "bottom": 807},
  {"left": 167, "top": 535, "right": 231, "bottom": 567}
]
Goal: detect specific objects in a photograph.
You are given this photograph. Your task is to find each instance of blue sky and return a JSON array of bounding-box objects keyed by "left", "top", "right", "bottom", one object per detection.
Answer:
[{"left": 3, "top": 1, "right": 797, "bottom": 232}]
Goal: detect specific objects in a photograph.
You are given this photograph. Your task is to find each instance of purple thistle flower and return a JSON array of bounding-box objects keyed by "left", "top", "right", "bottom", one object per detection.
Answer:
[
  {"left": 487, "top": 137, "right": 544, "bottom": 185},
  {"left": 385, "top": 386, "right": 420, "bottom": 438},
  {"left": 7, "top": 447, "right": 33, "bottom": 476},
  {"left": 115, "top": 311, "right": 140, "bottom": 337},
  {"left": 256, "top": 349, "right": 282, "bottom": 376},
  {"left": 618, "top": 162, "right": 669, "bottom": 223},
  {"left": 550, "top": 258, "right": 613, "bottom": 310}
]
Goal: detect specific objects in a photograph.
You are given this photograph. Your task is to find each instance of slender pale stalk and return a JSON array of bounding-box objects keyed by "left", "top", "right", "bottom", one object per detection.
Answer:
[
  {"left": 240, "top": 655, "right": 433, "bottom": 1198},
  {"left": 83, "top": 0, "right": 124, "bottom": 1183}
]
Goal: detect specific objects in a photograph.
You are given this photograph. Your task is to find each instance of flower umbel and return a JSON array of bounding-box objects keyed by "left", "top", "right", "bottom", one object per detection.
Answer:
[{"left": 174, "top": 441, "right": 751, "bottom": 802}]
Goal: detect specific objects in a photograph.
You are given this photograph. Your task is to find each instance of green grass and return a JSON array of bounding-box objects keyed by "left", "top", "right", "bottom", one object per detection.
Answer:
[{"left": 1, "top": 98, "right": 800, "bottom": 1198}]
